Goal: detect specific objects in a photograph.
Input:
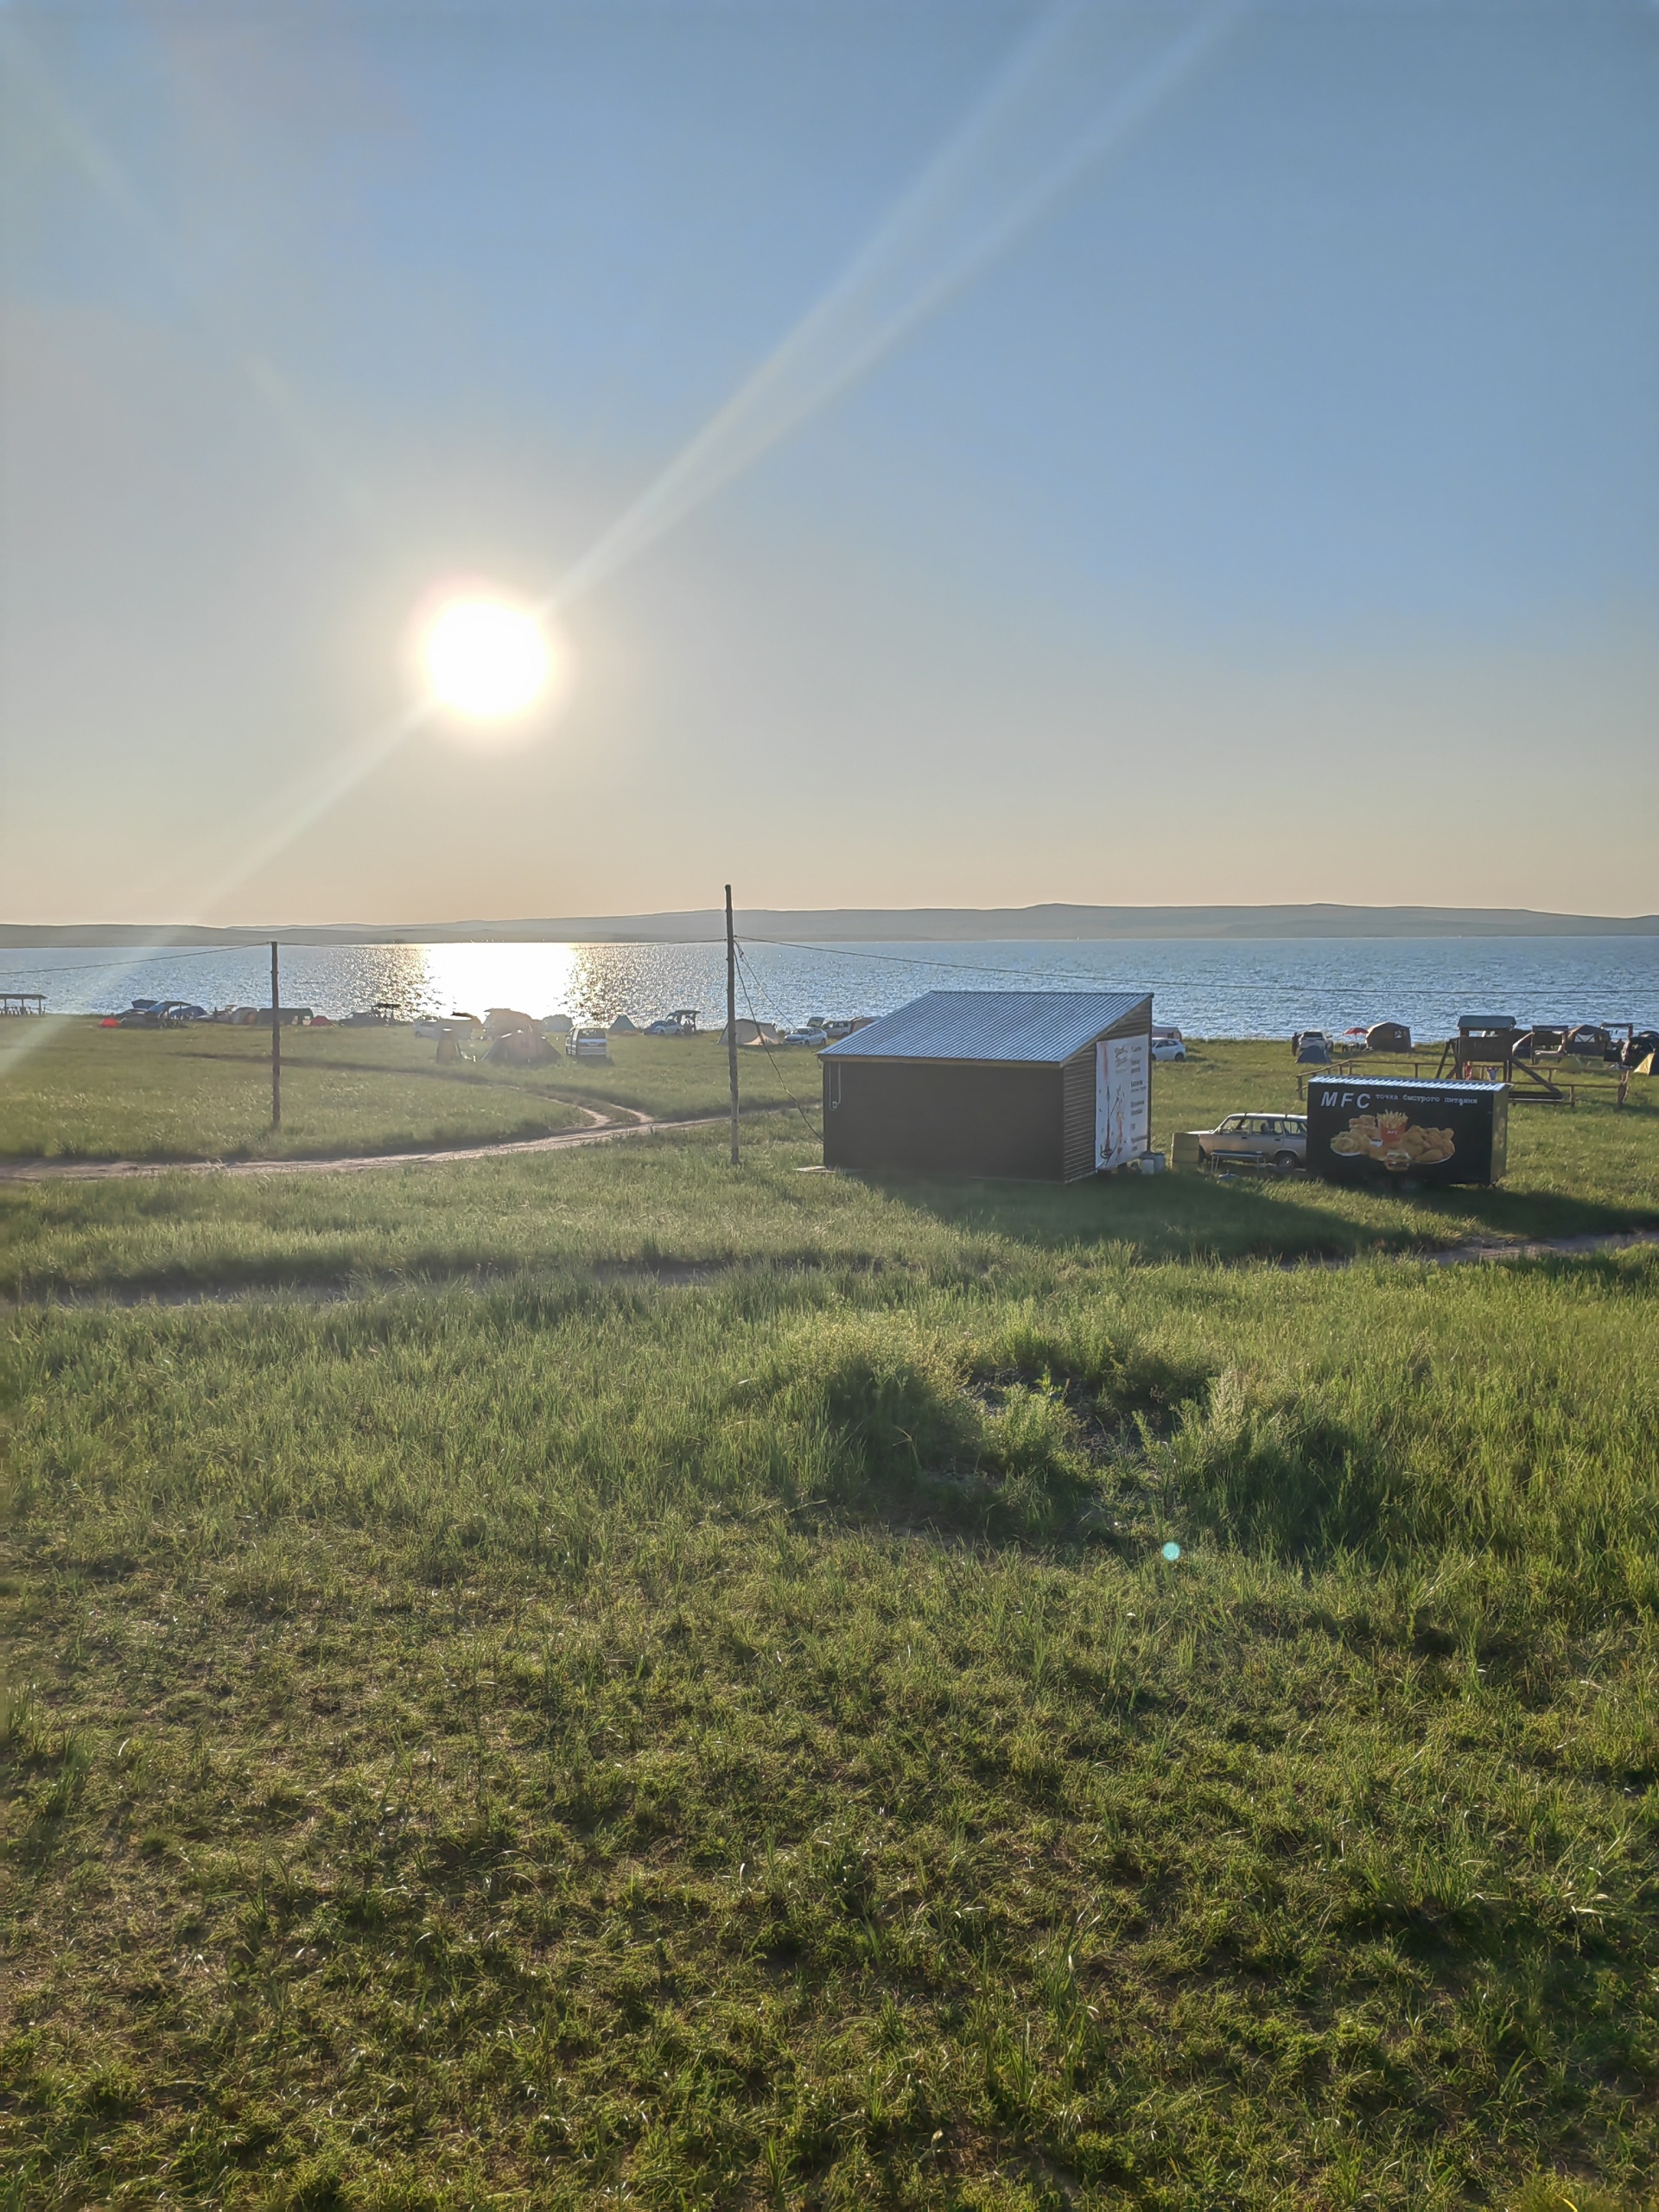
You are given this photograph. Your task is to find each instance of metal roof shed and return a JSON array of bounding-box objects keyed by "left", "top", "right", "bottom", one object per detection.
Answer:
[{"left": 818, "top": 990, "right": 1154, "bottom": 1181}]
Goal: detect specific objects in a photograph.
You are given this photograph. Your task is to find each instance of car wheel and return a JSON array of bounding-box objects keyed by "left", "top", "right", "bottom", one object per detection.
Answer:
[{"left": 1274, "top": 1151, "right": 1299, "bottom": 1171}]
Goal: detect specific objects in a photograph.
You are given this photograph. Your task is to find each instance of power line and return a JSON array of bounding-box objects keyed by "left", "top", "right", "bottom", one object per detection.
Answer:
[
  {"left": 734, "top": 944, "right": 821, "bottom": 1139},
  {"left": 0, "top": 942, "right": 273, "bottom": 983},
  {"left": 739, "top": 935, "right": 1617, "bottom": 1001}
]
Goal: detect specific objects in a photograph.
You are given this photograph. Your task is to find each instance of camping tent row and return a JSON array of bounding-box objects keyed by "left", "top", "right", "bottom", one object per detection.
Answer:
[{"left": 817, "top": 990, "right": 1154, "bottom": 1182}]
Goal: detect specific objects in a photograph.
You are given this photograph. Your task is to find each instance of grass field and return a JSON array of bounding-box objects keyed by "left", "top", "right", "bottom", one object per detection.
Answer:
[
  {"left": 2, "top": 1039, "right": 1654, "bottom": 1305},
  {"left": 0, "top": 1021, "right": 824, "bottom": 1164},
  {"left": 3, "top": 1040, "right": 1658, "bottom": 2208}
]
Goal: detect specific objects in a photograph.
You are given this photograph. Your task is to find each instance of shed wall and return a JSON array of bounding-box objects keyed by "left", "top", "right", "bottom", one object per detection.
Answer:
[{"left": 822, "top": 1059, "right": 1064, "bottom": 1179}]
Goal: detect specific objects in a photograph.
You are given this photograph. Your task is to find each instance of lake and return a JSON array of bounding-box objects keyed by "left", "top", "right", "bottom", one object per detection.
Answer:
[{"left": 3, "top": 935, "right": 1656, "bottom": 1041}]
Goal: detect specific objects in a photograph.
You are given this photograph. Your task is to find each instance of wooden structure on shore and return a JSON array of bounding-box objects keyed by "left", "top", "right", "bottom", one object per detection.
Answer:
[{"left": 1435, "top": 1015, "right": 1566, "bottom": 1102}]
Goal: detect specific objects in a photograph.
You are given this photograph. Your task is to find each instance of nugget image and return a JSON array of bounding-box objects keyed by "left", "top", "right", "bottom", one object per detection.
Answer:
[{"left": 1332, "top": 1114, "right": 1456, "bottom": 1170}]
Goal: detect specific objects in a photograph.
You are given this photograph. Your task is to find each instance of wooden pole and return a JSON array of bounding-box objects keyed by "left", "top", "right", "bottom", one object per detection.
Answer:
[
  {"left": 270, "top": 940, "right": 282, "bottom": 1128},
  {"left": 725, "top": 884, "right": 740, "bottom": 1166}
]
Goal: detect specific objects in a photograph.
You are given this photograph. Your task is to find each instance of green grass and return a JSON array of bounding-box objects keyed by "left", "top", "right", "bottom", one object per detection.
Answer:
[
  {"left": 0, "top": 1021, "right": 822, "bottom": 1163},
  {"left": 1, "top": 1052, "right": 1654, "bottom": 1305},
  {"left": 3, "top": 1043, "right": 1659, "bottom": 2207}
]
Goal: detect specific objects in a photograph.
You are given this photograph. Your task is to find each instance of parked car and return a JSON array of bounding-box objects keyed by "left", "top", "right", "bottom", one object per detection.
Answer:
[
  {"left": 118, "top": 999, "right": 205, "bottom": 1027},
  {"left": 645, "top": 1009, "right": 700, "bottom": 1037},
  {"left": 782, "top": 1027, "right": 827, "bottom": 1047},
  {"left": 1151, "top": 1027, "right": 1186, "bottom": 1062},
  {"left": 1292, "top": 1031, "right": 1332, "bottom": 1065},
  {"left": 1198, "top": 1113, "right": 1307, "bottom": 1171},
  {"left": 567, "top": 1027, "right": 610, "bottom": 1059}
]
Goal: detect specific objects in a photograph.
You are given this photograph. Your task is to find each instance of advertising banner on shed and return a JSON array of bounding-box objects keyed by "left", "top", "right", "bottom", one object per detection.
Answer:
[
  {"left": 1096, "top": 1033, "right": 1149, "bottom": 1170},
  {"left": 1306, "top": 1076, "right": 1508, "bottom": 1186}
]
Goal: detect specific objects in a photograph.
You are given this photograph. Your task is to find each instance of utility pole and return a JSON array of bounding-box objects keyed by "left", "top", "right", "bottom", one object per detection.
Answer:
[
  {"left": 725, "top": 884, "right": 740, "bottom": 1166},
  {"left": 270, "top": 940, "right": 282, "bottom": 1129}
]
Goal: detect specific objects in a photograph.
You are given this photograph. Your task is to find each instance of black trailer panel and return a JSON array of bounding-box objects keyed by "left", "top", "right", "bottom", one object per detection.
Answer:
[{"left": 1306, "top": 1075, "right": 1508, "bottom": 1186}]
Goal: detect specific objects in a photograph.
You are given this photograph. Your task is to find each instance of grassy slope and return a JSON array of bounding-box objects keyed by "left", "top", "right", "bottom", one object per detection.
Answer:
[
  {"left": 2, "top": 1046, "right": 1654, "bottom": 1301},
  {"left": 3, "top": 1049, "right": 1658, "bottom": 2209},
  {"left": 0, "top": 1022, "right": 823, "bottom": 1163}
]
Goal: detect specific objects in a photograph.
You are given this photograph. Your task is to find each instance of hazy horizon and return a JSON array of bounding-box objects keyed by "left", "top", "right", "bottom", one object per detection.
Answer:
[
  {"left": 5, "top": 899, "right": 1659, "bottom": 946},
  {"left": 3, "top": 1, "right": 1656, "bottom": 926}
]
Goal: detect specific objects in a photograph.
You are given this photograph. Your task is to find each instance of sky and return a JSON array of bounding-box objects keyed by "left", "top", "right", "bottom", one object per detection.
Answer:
[{"left": 1, "top": 0, "right": 1656, "bottom": 927}]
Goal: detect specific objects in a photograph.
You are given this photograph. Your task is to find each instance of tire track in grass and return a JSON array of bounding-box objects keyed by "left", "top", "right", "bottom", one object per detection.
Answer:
[{"left": 0, "top": 1099, "right": 792, "bottom": 1182}]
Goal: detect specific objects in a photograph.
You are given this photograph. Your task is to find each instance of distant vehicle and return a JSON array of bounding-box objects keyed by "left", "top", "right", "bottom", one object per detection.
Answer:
[
  {"left": 1292, "top": 1031, "right": 1332, "bottom": 1065},
  {"left": 1151, "top": 1027, "right": 1185, "bottom": 1062},
  {"left": 1198, "top": 1113, "right": 1307, "bottom": 1171},
  {"left": 645, "top": 1009, "right": 699, "bottom": 1037},
  {"left": 782, "top": 1027, "right": 827, "bottom": 1047},
  {"left": 117, "top": 999, "right": 205, "bottom": 1027},
  {"left": 568, "top": 1027, "right": 610, "bottom": 1059}
]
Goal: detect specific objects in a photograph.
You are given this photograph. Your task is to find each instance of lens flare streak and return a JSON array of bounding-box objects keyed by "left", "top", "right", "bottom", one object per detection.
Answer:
[
  {"left": 548, "top": 0, "right": 1248, "bottom": 613},
  {"left": 175, "top": 0, "right": 1245, "bottom": 923}
]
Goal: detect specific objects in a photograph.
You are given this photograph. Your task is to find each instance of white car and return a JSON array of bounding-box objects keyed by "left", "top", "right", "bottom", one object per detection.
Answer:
[
  {"left": 1151, "top": 1028, "right": 1186, "bottom": 1062},
  {"left": 1198, "top": 1113, "right": 1306, "bottom": 1171}
]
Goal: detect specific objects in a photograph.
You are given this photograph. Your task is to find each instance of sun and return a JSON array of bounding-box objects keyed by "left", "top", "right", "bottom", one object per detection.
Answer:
[{"left": 422, "top": 596, "right": 550, "bottom": 718}]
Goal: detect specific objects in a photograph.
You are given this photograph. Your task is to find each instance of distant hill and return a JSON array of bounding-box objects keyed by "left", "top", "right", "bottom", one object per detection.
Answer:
[{"left": 3, "top": 903, "right": 1656, "bottom": 948}]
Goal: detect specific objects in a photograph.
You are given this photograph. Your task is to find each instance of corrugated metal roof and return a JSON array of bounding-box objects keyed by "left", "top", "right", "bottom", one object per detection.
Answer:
[{"left": 818, "top": 990, "right": 1151, "bottom": 1066}]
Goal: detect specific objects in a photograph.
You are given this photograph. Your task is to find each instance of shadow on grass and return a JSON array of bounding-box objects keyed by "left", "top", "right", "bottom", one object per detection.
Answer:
[
  {"left": 1409, "top": 1183, "right": 1659, "bottom": 1243},
  {"left": 860, "top": 1168, "right": 1658, "bottom": 1265}
]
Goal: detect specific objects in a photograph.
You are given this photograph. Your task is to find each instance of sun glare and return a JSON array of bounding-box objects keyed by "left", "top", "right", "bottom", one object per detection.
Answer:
[{"left": 423, "top": 596, "right": 550, "bottom": 718}]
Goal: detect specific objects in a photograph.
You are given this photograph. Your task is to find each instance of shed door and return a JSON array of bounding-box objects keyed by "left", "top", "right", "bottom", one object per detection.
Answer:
[{"left": 1096, "top": 1033, "right": 1149, "bottom": 1169}]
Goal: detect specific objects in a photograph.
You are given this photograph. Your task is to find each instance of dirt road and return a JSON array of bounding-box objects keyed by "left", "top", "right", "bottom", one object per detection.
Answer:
[{"left": 0, "top": 1101, "right": 750, "bottom": 1184}]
